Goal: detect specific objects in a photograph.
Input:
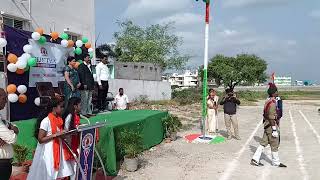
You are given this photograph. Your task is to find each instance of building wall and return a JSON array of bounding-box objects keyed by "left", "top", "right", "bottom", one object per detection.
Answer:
[
  {"left": 274, "top": 76, "right": 292, "bottom": 86},
  {"left": 108, "top": 79, "right": 171, "bottom": 101},
  {"left": 114, "top": 62, "right": 162, "bottom": 81},
  {"left": 1, "top": 0, "right": 95, "bottom": 58}
]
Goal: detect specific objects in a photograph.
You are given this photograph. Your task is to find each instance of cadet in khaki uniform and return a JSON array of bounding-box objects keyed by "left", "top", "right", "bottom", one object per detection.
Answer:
[{"left": 251, "top": 83, "right": 287, "bottom": 167}]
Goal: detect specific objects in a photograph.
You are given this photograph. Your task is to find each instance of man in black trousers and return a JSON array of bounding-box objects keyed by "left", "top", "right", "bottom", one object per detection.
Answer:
[{"left": 96, "top": 55, "right": 110, "bottom": 112}]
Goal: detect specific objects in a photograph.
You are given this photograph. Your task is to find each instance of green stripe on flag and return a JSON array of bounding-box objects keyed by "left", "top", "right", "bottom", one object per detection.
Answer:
[{"left": 209, "top": 136, "right": 226, "bottom": 144}]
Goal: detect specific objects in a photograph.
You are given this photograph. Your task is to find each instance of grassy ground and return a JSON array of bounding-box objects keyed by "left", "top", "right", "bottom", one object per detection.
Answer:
[{"left": 132, "top": 89, "right": 320, "bottom": 108}]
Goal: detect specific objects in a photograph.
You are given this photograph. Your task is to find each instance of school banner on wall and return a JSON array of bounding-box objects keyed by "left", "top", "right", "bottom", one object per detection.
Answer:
[{"left": 28, "top": 39, "right": 72, "bottom": 87}]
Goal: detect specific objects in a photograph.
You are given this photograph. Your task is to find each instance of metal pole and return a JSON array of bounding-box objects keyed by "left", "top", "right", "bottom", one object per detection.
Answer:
[{"left": 201, "top": 2, "right": 210, "bottom": 138}]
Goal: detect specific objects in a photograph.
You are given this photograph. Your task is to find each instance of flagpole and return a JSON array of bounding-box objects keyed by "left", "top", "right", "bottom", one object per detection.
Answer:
[{"left": 201, "top": 2, "right": 210, "bottom": 139}]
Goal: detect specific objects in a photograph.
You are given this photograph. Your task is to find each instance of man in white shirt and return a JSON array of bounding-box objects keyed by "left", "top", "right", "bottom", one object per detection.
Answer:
[
  {"left": 113, "top": 88, "right": 129, "bottom": 110},
  {"left": 0, "top": 88, "right": 19, "bottom": 180},
  {"left": 96, "top": 55, "right": 110, "bottom": 112}
]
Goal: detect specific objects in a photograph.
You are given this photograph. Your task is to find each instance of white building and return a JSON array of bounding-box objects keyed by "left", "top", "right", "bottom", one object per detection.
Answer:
[
  {"left": 274, "top": 76, "right": 292, "bottom": 86},
  {"left": 163, "top": 70, "right": 198, "bottom": 88},
  {"left": 0, "top": 0, "right": 95, "bottom": 55}
]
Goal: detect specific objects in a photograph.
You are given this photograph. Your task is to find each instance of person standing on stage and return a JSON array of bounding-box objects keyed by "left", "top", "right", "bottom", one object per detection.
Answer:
[
  {"left": 28, "top": 99, "right": 74, "bottom": 180},
  {"left": 114, "top": 88, "right": 129, "bottom": 110},
  {"left": 220, "top": 89, "right": 241, "bottom": 140},
  {"left": 206, "top": 89, "right": 219, "bottom": 135},
  {"left": 77, "top": 54, "right": 95, "bottom": 117},
  {"left": 96, "top": 55, "right": 110, "bottom": 112},
  {"left": 251, "top": 83, "right": 287, "bottom": 167},
  {"left": 64, "top": 56, "right": 81, "bottom": 106},
  {"left": 0, "top": 88, "right": 19, "bottom": 180}
]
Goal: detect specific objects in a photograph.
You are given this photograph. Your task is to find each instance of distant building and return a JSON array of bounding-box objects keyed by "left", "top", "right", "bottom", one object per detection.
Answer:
[
  {"left": 295, "top": 80, "right": 304, "bottom": 86},
  {"left": 115, "top": 62, "right": 162, "bottom": 81},
  {"left": 274, "top": 76, "right": 292, "bottom": 86},
  {"left": 163, "top": 70, "right": 198, "bottom": 88},
  {"left": 295, "top": 80, "right": 312, "bottom": 86}
]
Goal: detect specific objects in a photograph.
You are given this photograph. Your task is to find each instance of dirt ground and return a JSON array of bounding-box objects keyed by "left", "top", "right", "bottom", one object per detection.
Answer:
[{"left": 116, "top": 100, "right": 320, "bottom": 180}]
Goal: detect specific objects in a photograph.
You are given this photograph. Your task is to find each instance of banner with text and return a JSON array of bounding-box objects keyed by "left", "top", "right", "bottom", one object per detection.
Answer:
[{"left": 28, "top": 39, "right": 72, "bottom": 87}]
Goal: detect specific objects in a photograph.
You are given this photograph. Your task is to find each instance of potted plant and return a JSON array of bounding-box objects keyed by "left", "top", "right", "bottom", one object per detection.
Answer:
[
  {"left": 118, "top": 129, "right": 143, "bottom": 172},
  {"left": 162, "top": 114, "right": 182, "bottom": 141},
  {"left": 11, "top": 144, "right": 30, "bottom": 177}
]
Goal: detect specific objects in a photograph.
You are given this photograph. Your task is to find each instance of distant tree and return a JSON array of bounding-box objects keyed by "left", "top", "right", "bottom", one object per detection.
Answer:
[
  {"left": 199, "top": 54, "right": 268, "bottom": 91},
  {"left": 95, "top": 44, "right": 119, "bottom": 59},
  {"left": 114, "top": 21, "right": 189, "bottom": 70}
]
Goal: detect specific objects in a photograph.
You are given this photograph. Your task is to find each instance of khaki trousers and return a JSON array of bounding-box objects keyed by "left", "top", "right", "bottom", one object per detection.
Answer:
[{"left": 224, "top": 113, "right": 239, "bottom": 137}]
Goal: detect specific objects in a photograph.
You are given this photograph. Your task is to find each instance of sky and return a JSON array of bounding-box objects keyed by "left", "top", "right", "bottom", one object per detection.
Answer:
[{"left": 95, "top": 0, "right": 320, "bottom": 82}]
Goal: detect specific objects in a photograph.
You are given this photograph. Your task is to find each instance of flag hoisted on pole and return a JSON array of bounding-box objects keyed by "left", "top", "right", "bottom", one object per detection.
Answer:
[{"left": 196, "top": 0, "right": 213, "bottom": 141}]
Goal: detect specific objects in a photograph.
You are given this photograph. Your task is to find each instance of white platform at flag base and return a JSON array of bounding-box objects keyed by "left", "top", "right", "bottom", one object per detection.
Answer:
[{"left": 194, "top": 135, "right": 216, "bottom": 144}]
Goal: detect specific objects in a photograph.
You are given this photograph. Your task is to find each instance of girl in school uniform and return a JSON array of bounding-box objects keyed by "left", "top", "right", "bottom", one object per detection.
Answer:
[
  {"left": 206, "top": 89, "right": 219, "bottom": 135},
  {"left": 62, "top": 97, "right": 82, "bottom": 180},
  {"left": 27, "top": 99, "right": 74, "bottom": 180}
]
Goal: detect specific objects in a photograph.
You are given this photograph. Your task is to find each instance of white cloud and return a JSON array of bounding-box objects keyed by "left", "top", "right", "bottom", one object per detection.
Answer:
[
  {"left": 156, "top": 13, "right": 203, "bottom": 27},
  {"left": 309, "top": 10, "right": 320, "bottom": 19},
  {"left": 124, "top": 0, "right": 191, "bottom": 18},
  {"left": 222, "top": 0, "right": 292, "bottom": 8},
  {"left": 231, "top": 16, "right": 248, "bottom": 24}
]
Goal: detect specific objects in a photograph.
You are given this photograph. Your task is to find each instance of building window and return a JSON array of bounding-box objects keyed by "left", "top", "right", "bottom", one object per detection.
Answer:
[
  {"left": 67, "top": 34, "right": 81, "bottom": 42},
  {"left": 3, "top": 16, "right": 27, "bottom": 30},
  {"left": 134, "top": 65, "right": 138, "bottom": 69},
  {"left": 0, "top": 53, "right": 4, "bottom": 72},
  {"left": 123, "top": 65, "right": 128, "bottom": 68},
  {"left": 155, "top": 68, "right": 157, "bottom": 71},
  {"left": 149, "top": 67, "right": 153, "bottom": 71},
  {"left": 141, "top": 66, "right": 144, "bottom": 69}
]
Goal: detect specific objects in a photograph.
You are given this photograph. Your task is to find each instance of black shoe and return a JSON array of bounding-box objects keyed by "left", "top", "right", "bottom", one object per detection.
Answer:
[
  {"left": 278, "top": 163, "right": 287, "bottom": 168},
  {"left": 251, "top": 159, "right": 264, "bottom": 166}
]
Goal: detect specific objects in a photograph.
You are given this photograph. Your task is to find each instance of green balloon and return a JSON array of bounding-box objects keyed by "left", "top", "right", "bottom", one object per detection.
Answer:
[
  {"left": 77, "top": 60, "right": 83, "bottom": 64},
  {"left": 38, "top": 36, "right": 46, "bottom": 44},
  {"left": 28, "top": 57, "right": 37, "bottom": 67},
  {"left": 74, "top": 47, "right": 82, "bottom": 55},
  {"left": 82, "top": 37, "right": 88, "bottom": 43},
  {"left": 89, "top": 52, "right": 93, "bottom": 58},
  {"left": 61, "top": 33, "right": 69, "bottom": 40}
]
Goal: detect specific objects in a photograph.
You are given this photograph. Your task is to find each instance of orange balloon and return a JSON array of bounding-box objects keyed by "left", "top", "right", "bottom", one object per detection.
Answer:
[
  {"left": 85, "top": 43, "right": 91, "bottom": 49},
  {"left": 16, "top": 69, "right": 25, "bottom": 75},
  {"left": 7, "top": 53, "right": 18, "bottom": 63},
  {"left": 35, "top": 28, "right": 44, "bottom": 35},
  {"left": 51, "top": 32, "right": 59, "bottom": 40},
  {"left": 7, "top": 84, "right": 17, "bottom": 94},
  {"left": 68, "top": 40, "right": 74, "bottom": 48},
  {"left": 74, "top": 62, "right": 80, "bottom": 69},
  {"left": 18, "top": 94, "right": 27, "bottom": 103}
]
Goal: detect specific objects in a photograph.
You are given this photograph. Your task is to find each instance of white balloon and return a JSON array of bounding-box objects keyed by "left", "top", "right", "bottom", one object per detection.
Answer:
[
  {"left": 88, "top": 48, "right": 94, "bottom": 53},
  {"left": 0, "top": 38, "right": 7, "bottom": 48},
  {"left": 8, "top": 94, "right": 18, "bottom": 103},
  {"left": 7, "top": 63, "right": 17, "bottom": 73},
  {"left": 61, "top": 39, "right": 68, "bottom": 48},
  {"left": 17, "top": 85, "right": 27, "bottom": 94},
  {"left": 23, "top": 44, "right": 33, "bottom": 53},
  {"left": 75, "top": 40, "right": 83, "bottom": 47},
  {"left": 31, "top": 32, "right": 41, "bottom": 41},
  {"left": 34, "top": 97, "right": 41, "bottom": 106},
  {"left": 21, "top": 53, "right": 31, "bottom": 61},
  {"left": 16, "top": 59, "right": 27, "bottom": 69}
]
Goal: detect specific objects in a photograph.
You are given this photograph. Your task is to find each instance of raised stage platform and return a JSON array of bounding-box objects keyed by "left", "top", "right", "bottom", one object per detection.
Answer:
[{"left": 14, "top": 110, "right": 167, "bottom": 176}]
